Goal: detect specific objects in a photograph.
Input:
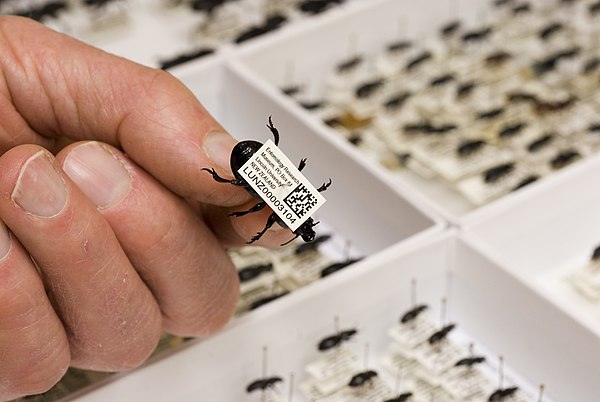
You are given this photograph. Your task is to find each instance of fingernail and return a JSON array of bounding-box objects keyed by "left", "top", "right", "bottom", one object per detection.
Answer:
[
  {"left": 204, "top": 131, "right": 237, "bottom": 175},
  {"left": 0, "top": 220, "right": 10, "bottom": 259},
  {"left": 62, "top": 142, "right": 131, "bottom": 209},
  {"left": 12, "top": 151, "right": 67, "bottom": 217}
]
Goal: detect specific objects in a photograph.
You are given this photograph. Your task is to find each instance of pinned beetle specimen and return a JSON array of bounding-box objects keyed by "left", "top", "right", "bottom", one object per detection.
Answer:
[
  {"left": 476, "top": 107, "right": 505, "bottom": 121},
  {"left": 405, "top": 51, "right": 433, "bottom": 71},
  {"left": 238, "top": 263, "right": 274, "bottom": 283},
  {"left": 234, "top": 14, "right": 287, "bottom": 44},
  {"left": 348, "top": 370, "right": 378, "bottom": 387},
  {"left": 298, "top": 0, "right": 345, "bottom": 15},
  {"left": 384, "top": 392, "right": 414, "bottom": 402},
  {"left": 336, "top": 56, "right": 363, "bottom": 73},
  {"left": 512, "top": 175, "right": 539, "bottom": 191},
  {"left": 203, "top": 117, "right": 332, "bottom": 245},
  {"left": 484, "top": 163, "right": 515, "bottom": 183},
  {"left": 249, "top": 292, "right": 289, "bottom": 310},
  {"left": 400, "top": 304, "right": 428, "bottom": 324},
  {"left": 457, "top": 139, "right": 486, "bottom": 157},
  {"left": 428, "top": 323, "right": 456, "bottom": 345},
  {"left": 355, "top": 78, "right": 385, "bottom": 98},
  {"left": 455, "top": 356, "right": 486, "bottom": 367},
  {"left": 320, "top": 258, "right": 362, "bottom": 277},
  {"left": 550, "top": 150, "right": 580, "bottom": 169},
  {"left": 159, "top": 48, "right": 215, "bottom": 70},
  {"left": 317, "top": 328, "right": 357, "bottom": 351},
  {"left": 246, "top": 376, "right": 283, "bottom": 393},
  {"left": 488, "top": 386, "right": 519, "bottom": 401}
]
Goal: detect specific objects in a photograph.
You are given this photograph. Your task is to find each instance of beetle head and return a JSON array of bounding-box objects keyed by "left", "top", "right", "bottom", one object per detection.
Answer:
[{"left": 299, "top": 219, "right": 320, "bottom": 242}]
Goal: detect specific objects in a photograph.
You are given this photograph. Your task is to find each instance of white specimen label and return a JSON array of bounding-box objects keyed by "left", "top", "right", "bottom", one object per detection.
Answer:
[{"left": 237, "top": 139, "right": 326, "bottom": 231}]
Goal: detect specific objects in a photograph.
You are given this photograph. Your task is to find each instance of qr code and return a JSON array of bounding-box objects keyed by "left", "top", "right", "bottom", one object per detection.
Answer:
[{"left": 284, "top": 184, "right": 318, "bottom": 218}]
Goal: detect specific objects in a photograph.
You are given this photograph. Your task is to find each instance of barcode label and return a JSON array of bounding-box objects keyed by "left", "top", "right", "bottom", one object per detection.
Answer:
[{"left": 237, "top": 139, "right": 326, "bottom": 231}]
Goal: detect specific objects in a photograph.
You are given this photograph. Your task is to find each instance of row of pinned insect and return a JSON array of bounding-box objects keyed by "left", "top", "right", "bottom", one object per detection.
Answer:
[
  {"left": 280, "top": 0, "right": 600, "bottom": 206},
  {"left": 0, "top": 0, "right": 128, "bottom": 26},
  {"left": 229, "top": 232, "right": 362, "bottom": 315},
  {"left": 0, "top": 0, "right": 352, "bottom": 70},
  {"left": 570, "top": 243, "right": 600, "bottom": 303},
  {"left": 245, "top": 282, "right": 547, "bottom": 402}
]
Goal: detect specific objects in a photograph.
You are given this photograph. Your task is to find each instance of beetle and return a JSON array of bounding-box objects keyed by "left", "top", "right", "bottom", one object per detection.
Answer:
[
  {"left": 484, "top": 163, "right": 515, "bottom": 184},
  {"left": 249, "top": 292, "right": 289, "bottom": 310},
  {"left": 512, "top": 175, "right": 539, "bottom": 192},
  {"left": 592, "top": 245, "right": 600, "bottom": 261},
  {"left": 84, "top": 0, "right": 120, "bottom": 8},
  {"left": 159, "top": 48, "right": 214, "bottom": 70},
  {"left": 428, "top": 323, "right": 456, "bottom": 345},
  {"left": 454, "top": 356, "right": 486, "bottom": 368},
  {"left": 457, "top": 139, "right": 486, "bottom": 157},
  {"left": 317, "top": 328, "right": 357, "bottom": 351},
  {"left": 400, "top": 304, "right": 428, "bottom": 324},
  {"left": 488, "top": 386, "right": 519, "bottom": 401},
  {"left": 203, "top": 116, "right": 332, "bottom": 245},
  {"left": 384, "top": 392, "right": 414, "bottom": 402},
  {"left": 348, "top": 370, "right": 378, "bottom": 387},
  {"left": 238, "top": 262, "right": 274, "bottom": 283},
  {"left": 246, "top": 376, "right": 283, "bottom": 393},
  {"left": 550, "top": 149, "right": 580, "bottom": 169},
  {"left": 320, "top": 258, "right": 362, "bottom": 277}
]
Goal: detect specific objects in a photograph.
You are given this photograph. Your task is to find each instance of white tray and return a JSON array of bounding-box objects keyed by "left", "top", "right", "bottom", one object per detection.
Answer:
[
  {"left": 463, "top": 152, "right": 600, "bottom": 340},
  {"left": 230, "top": 0, "right": 598, "bottom": 223},
  {"left": 70, "top": 230, "right": 599, "bottom": 402},
  {"left": 170, "top": 56, "right": 443, "bottom": 254}
]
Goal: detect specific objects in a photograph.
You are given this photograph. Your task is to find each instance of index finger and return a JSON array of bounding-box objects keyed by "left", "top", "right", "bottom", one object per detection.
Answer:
[{"left": 0, "top": 16, "right": 249, "bottom": 207}]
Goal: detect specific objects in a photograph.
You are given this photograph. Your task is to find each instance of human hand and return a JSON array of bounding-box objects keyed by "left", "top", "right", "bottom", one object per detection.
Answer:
[{"left": 0, "top": 16, "right": 293, "bottom": 401}]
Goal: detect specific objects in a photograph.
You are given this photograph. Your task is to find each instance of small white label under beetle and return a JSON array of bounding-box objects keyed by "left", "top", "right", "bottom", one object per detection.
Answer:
[{"left": 237, "top": 139, "right": 326, "bottom": 231}]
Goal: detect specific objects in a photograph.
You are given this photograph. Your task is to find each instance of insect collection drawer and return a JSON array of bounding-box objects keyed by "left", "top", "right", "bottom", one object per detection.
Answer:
[{"left": 4, "top": 0, "right": 600, "bottom": 401}]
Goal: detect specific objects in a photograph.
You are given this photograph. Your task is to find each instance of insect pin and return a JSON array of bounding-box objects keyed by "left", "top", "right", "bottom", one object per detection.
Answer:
[{"left": 202, "top": 116, "right": 332, "bottom": 245}]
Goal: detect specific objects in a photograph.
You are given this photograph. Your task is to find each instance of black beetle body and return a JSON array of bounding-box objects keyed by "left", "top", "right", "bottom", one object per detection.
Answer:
[
  {"left": 384, "top": 392, "right": 413, "bottom": 402},
  {"left": 428, "top": 323, "right": 456, "bottom": 345},
  {"left": 246, "top": 376, "right": 283, "bottom": 393},
  {"left": 488, "top": 386, "right": 519, "bottom": 401},
  {"left": 317, "top": 328, "right": 357, "bottom": 351},
  {"left": 348, "top": 370, "right": 378, "bottom": 387},
  {"left": 400, "top": 304, "right": 429, "bottom": 324},
  {"left": 203, "top": 117, "right": 332, "bottom": 245},
  {"left": 455, "top": 356, "right": 486, "bottom": 367}
]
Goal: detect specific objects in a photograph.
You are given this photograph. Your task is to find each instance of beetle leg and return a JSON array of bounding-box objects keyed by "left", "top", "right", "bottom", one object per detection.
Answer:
[
  {"left": 298, "top": 158, "right": 307, "bottom": 172},
  {"left": 229, "top": 202, "right": 267, "bottom": 217},
  {"left": 248, "top": 213, "right": 279, "bottom": 244},
  {"left": 280, "top": 233, "right": 300, "bottom": 246},
  {"left": 202, "top": 168, "right": 247, "bottom": 186},
  {"left": 267, "top": 116, "right": 280, "bottom": 146},
  {"left": 317, "top": 178, "right": 332, "bottom": 192}
]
